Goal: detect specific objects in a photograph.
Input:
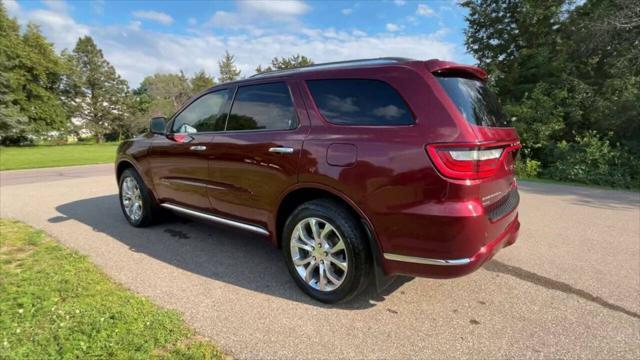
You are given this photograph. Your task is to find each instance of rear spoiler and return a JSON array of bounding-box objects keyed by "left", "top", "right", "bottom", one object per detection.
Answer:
[{"left": 423, "top": 59, "right": 487, "bottom": 80}]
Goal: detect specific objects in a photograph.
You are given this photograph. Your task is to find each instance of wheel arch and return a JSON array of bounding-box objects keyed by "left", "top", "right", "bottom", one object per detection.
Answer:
[
  {"left": 116, "top": 159, "right": 136, "bottom": 181},
  {"left": 116, "top": 159, "right": 158, "bottom": 200},
  {"left": 275, "top": 183, "right": 392, "bottom": 290},
  {"left": 275, "top": 184, "right": 371, "bottom": 246}
]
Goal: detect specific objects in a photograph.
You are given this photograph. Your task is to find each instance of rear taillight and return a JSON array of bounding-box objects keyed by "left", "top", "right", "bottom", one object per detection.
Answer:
[{"left": 426, "top": 143, "right": 519, "bottom": 180}]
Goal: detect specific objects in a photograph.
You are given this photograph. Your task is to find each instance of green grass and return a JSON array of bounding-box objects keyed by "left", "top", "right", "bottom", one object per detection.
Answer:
[
  {"left": 0, "top": 143, "right": 119, "bottom": 171},
  {"left": 0, "top": 219, "right": 225, "bottom": 359}
]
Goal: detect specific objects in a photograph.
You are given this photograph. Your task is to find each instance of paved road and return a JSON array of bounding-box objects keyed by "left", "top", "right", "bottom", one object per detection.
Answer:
[
  {"left": 0, "top": 163, "right": 113, "bottom": 186},
  {"left": 1, "top": 165, "right": 639, "bottom": 359}
]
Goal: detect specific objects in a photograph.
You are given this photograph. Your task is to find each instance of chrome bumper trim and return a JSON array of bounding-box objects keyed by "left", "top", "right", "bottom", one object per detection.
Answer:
[
  {"left": 383, "top": 253, "right": 472, "bottom": 266},
  {"left": 160, "top": 203, "right": 269, "bottom": 236}
]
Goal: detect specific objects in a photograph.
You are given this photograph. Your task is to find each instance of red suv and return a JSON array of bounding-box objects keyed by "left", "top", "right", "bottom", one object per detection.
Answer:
[{"left": 116, "top": 58, "right": 521, "bottom": 303}]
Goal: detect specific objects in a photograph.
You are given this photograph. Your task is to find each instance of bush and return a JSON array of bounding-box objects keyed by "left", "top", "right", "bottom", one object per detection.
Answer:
[
  {"left": 516, "top": 158, "right": 541, "bottom": 178},
  {"left": 545, "top": 131, "right": 639, "bottom": 189}
]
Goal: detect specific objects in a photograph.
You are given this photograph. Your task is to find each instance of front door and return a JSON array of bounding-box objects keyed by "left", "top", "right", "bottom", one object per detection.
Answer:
[
  {"left": 148, "top": 89, "right": 231, "bottom": 211},
  {"left": 207, "top": 81, "right": 309, "bottom": 230}
]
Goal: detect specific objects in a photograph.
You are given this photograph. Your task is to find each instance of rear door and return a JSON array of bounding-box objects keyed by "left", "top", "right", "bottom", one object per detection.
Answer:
[
  {"left": 207, "top": 80, "right": 309, "bottom": 230},
  {"left": 147, "top": 89, "right": 230, "bottom": 211}
]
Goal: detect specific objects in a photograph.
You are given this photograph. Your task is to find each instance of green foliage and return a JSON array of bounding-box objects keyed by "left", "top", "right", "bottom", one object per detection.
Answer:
[
  {"left": 190, "top": 70, "right": 215, "bottom": 94},
  {"left": 217, "top": 50, "right": 241, "bottom": 83},
  {"left": 546, "top": 132, "right": 639, "bottom": 188},
  {"left": 0, "top": 4, "right": 68, "bottom": 144},
  {"left": 64, "top": 36, "right": 130, "bottom": 143},
  {"left": 256, "top": 54, "right": 314, "bottom": 73},
  {"left": 0, "top": 219, "right": 223, "bottom": 359},
  {"left": 462, "top": 0, "right": 639, "bottom": 188},
  {"left": 515, "top": 158, "right": 541, "bottom": 178}
]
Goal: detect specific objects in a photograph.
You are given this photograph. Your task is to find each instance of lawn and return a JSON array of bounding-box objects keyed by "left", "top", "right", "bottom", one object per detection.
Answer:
[
  {"left": 0, "top": 143, "right": 119, "bottom": 171},
  {"left": 0, "top": 219, "right": 224, "bottom": 359}
]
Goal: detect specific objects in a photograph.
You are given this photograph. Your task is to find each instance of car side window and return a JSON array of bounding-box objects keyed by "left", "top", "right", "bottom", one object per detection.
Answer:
[
  {"left": 306, "top": 79, "right": 414, "bottom": 125},
  {"left": 225, "top": 82, "right": 297, "bottom": 131},
  {"left": 172, "top": 90, "right": 229, "bottom": 133}
]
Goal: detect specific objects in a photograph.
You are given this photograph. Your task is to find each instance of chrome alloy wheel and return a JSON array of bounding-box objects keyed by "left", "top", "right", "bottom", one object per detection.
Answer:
[
  {"left": 290, "top": 217, "right": 348, "bottom": 292},
  {"left": 121, "top": 176, "right": 143, "bottom": 222}
]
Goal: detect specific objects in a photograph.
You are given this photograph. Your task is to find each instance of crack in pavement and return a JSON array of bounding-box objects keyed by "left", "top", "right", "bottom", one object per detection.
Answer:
[{"left": 485, "top": 260, "right": 640, "bottom": 320}]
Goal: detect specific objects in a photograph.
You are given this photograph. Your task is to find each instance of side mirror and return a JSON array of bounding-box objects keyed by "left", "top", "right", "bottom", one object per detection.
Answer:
[{"left": 149, "top": 117, "right": 167, "bottom": 135}]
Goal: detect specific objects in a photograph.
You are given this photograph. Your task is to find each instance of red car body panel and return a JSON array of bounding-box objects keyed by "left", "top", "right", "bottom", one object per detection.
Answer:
[{"left": 116, "top": 58, "right": 520, "bottom": 280}]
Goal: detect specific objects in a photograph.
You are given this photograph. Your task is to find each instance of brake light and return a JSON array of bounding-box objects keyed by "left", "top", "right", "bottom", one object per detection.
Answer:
[{"left": 426, "top": 144, "right": 515, "bottom": 180}]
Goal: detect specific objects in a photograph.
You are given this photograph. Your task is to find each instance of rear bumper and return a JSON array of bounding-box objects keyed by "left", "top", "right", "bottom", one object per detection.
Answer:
[{"left": 382, "top": 213, "right": 519, "bottom": 278}]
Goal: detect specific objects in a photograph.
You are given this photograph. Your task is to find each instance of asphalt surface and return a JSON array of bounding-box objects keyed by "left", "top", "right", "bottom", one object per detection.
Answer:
[{"left": 1, "top": 164, "right": 639, "bottom": 359}]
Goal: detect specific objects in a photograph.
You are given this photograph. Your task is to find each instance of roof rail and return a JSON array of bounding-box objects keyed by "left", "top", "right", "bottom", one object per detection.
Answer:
[{"left": 249, "top": 57, "right": 415, "bottom": 78}]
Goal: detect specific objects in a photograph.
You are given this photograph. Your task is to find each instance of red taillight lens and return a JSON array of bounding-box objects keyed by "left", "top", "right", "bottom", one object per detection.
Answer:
[{"left": 427, "top": 144, "right": 510, "bottom": 180}]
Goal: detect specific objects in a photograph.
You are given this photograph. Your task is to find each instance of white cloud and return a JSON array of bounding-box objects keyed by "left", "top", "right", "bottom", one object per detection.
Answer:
[
  {"left": 352, "top": 29, "right": 367, "bottom": 37},
  {"left": 416, "top": 4, "right": 436, "bottom": 17},
  {"left": 128, "top": 21, "right": 142, "bottom": 31},
  {"left": 132, "top": 10, "right": 174, "bottom": 25},
  {"left": 208, "top": 0, "right": 309, "bottom": 30},
  {"left": 11, "top": 1, "right": 463, "bottom": 87},
  {"left": 92, "top": 0, "right": 105, "bottom": 15},
  {"left": 341, "top": 8, "right": 353, "bottom": 15},
  {"left": 42, "top": 0, "right": 70, "bottom": 13},
  {"left": 385, "top": 23, "right": 401, "bottom": 32},
  {"left": 209, "top": 11, "right": 238, "bottom": 28},
  {"left": 106, "top": 28, "right": 458, "bottom": 86},
  {"left": 393, "top": 0, "right": 406, "bottom": 5},
  {"left": 8, "top": 0, "right": 90, "bottom": 51},
  {"left": 239, "top": 0, "right": 310, "bottom": 17},
  {"left": 4, "top": 0, "right": 21, "bottom": 16}
]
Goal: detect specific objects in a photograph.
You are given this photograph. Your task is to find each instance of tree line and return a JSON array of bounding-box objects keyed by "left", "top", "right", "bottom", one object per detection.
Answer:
[
  {"left": 462, "top": 0, "right": 639, "bottom": 188},
  {"left": 1, "top": 0, "right": 637, "bottom": 187},
  {"left": 0, "top": 2, "right": 313, "bottom": 145}
]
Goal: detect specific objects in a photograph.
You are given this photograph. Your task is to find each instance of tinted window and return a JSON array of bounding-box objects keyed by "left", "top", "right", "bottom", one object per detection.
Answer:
[
  {"left": 436, "top": 75, "right": 509, "bottom": 127},
  {"left": 306, "top": 79, "right": 413, "bottom": 125},
  {"left": 172, "top": 90, "right": 229, "bottom": 133},
  {"left": 226, "top": 82, "right": 297, "bottom": 131}
]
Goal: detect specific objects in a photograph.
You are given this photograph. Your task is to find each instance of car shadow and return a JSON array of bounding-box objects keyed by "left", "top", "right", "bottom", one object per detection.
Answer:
[
  {"left": 50, "top": 194, "right": 412, "bottom": 310},
  {"left": 518, "top": 181, "right": 640, "bottom": 211}
]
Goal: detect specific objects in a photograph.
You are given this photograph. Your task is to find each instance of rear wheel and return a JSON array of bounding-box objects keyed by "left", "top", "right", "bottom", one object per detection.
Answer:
[
  {"left": 118, "top": 168, "right": 156, "bottom": 227},
  {"left": 282, "top": 199, "right": 371, "bottom": 303}
]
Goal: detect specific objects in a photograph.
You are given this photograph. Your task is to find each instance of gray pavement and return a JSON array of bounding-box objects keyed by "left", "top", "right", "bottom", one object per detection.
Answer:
[
  {"left": 0, "top": 163, "right": 113, "bottom": 186},
  {"left": 1, "top": 164, "right": 639, "bottom": 359}
]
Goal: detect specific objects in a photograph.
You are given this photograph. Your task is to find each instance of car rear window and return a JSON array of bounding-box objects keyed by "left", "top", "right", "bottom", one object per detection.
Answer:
[
  {"left": 306, "top": 79, "right": 413, "bottom": 125},
  {"left": 436, "top": 75, "right": 510, "bottom": 127}
]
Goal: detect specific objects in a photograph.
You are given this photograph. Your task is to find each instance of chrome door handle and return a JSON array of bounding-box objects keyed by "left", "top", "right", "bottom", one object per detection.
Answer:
[
  {"left": 269, "top": 147, "right": 294, "bottom": 154},
  {"left": 189, "top": 145, "right": 207, "bottom": 151}
]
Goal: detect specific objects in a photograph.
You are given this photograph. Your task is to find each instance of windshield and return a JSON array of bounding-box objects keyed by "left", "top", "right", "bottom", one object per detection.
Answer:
[{"left": 436, "top": 75, "right": 510, "bottom": 128}]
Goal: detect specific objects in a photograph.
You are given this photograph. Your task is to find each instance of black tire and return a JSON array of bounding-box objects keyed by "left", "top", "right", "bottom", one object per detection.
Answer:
[
  {"left": 282, "top": 199, "right": 372, "bottom": 303},
  {"left": 118, "top": 168, "right": 157, "bottom": 227}
]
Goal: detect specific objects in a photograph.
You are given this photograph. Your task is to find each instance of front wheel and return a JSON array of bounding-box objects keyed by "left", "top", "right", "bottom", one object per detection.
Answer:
[
  {"left": 118, "top": 168, "right": 156, "bottom": 227},
  {"left": 282, "top": 199, "right": 372, "bottom": 303}
]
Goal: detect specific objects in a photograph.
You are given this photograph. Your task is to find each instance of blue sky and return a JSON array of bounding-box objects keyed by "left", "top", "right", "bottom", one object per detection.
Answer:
[{"left": 5, "top": 0, "right": 473, "bottom": 86}]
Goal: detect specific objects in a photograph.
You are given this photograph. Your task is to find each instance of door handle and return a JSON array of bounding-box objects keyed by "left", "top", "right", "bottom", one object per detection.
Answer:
[
  {"left": 189, "top": 145, "right": 207, "bottom": 151},
  {"left": 269, "top": 147, "right": 294, "bottom": 154}
]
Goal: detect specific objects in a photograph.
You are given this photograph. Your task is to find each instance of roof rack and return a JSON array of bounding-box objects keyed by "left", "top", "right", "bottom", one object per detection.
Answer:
[{"left": 249, "top": 57, "right": 415, "bottom": 78}]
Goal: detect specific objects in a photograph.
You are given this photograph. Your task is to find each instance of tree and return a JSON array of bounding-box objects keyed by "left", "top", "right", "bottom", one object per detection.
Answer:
[
  {"left": 19, "top": 23, "right": 68, "bottom": 136},
  {"left": 65, "top": 36, "right": 129, "bottom": 142},
  {"left": 190, "top": 70, "right": 215, "bottom": 94},
  {"left": 0, "top": 4, "right": 68, "bottom": 144},
  {"left": 0, "top": 2, "right": 27, "bottom": 143},
  {"left": 462, "top": 0, "right": 567, "bottom": 101},
  {"left": 462, "top": 0, "right": 640, "bottom": 188},
  {"left": 218, "top": 50, "right": 241, "bottom": 82},
  {"left": 255, "top": 54, "right": 314, "bottom": 74},
  {"left": 138, "top": 72, "right": 191, "bottom": 116}
]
